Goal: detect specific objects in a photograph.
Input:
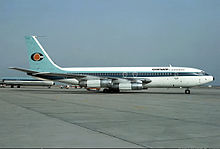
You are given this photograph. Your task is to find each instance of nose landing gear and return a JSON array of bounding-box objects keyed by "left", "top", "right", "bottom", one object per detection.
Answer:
[{"left": 185, "top": 89, "right": 190, "bottom": 94}]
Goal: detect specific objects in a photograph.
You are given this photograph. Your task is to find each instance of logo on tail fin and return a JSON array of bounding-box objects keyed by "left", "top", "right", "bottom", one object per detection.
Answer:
[{"left": 31, "top": 53, "right": 44, "bottom": 61}]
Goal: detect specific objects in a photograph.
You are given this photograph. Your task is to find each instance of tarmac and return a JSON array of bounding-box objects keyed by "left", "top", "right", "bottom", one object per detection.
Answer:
[{"left": 0, "top": 87, "right": 220, "bottom": 148}]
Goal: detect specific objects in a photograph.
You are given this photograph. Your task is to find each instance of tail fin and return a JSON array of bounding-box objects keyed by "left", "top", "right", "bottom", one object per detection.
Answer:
[{"left": 25, "top": 36, "right": 62, "bottom": 72}]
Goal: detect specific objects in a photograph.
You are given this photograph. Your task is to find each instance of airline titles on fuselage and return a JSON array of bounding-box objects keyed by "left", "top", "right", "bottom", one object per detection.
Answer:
[{"left": 152, "top": 68, "right": 185, "bottom": 71}]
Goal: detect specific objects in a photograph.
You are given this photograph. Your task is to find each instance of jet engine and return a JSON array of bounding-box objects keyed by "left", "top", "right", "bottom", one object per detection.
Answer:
[
  {"left": 112, "top": 82, "right": 143, "bottom": 90},
  {"left": 79, "top": 79, "right": 149, "bottom": 90}
]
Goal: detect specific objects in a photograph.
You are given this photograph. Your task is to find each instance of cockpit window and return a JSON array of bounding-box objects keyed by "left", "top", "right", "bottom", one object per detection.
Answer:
[
  {"left": 202, "top": 71, "right": 210, "bottom": 76},
  {"left": 192, "top": 72, "right": 210, "bottom": 76},
  {"left": 200, "top": 71, "right": 209, "bottom": 76}
]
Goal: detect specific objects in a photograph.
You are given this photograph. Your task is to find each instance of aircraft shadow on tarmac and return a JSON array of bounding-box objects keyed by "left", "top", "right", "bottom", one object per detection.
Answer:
[{"left": 8, "top": 88, "right": 189, "bottom": 95}]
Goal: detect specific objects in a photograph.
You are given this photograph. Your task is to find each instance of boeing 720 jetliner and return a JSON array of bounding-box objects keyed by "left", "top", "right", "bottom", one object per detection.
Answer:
[{"left": 10, "top": 36, "right": 214, "bottom": 94}]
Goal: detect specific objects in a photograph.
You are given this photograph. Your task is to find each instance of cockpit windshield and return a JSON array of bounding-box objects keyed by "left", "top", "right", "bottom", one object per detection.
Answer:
[{"left": 194, "top": 71, "right": 210, "bottom": 76}]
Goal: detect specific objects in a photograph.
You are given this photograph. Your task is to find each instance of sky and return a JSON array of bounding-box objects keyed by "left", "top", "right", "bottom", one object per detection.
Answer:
[{"left": 0, "top": 0, "right": 220, "bottom": 85}]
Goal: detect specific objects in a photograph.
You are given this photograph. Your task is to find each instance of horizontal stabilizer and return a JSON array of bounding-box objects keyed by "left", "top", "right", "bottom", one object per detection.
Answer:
[{"left": 8, "top": 67, "right": 38, "bottom": 73}]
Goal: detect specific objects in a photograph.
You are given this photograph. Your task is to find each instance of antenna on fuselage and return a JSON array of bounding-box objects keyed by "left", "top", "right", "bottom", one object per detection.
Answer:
[{"left": 169, "top": 64, "right": 172, "bottom": 67}]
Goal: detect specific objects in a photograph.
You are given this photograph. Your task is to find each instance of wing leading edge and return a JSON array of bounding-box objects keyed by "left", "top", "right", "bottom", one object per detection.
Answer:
[{"left": 9, "top": 67, "right": 151, "bottom": 84}]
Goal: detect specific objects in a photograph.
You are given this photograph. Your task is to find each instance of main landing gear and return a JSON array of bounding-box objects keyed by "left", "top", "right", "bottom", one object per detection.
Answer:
[
  {"left": 185, "top": 89, "right": 191, "bottom": 94},
  {"left": 103, "top": 88, "right": 120, "bottom": 93}
]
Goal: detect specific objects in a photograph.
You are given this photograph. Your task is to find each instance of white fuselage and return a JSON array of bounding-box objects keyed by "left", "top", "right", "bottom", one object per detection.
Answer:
[{"left": 57, "top": 66, "right": 214, "bottom": 88}]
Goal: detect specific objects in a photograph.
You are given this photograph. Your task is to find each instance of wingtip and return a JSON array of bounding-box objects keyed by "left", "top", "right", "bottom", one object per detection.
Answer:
[{"left": 8, "top": 67, "right": 15, "bottom": 69}]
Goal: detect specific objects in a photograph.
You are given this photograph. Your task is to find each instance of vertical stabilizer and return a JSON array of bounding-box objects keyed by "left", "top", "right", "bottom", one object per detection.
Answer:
[{"left": 25, "top": 36, "right": 62, "bottom": 72}]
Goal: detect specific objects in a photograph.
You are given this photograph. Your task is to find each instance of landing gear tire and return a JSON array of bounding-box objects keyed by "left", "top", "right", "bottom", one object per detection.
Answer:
[
  {"left": 103, "top": 89, "right": 109, "bottom": 93},
  {"left": 185, "top": 89, "right": 190, "bottom": 94}
]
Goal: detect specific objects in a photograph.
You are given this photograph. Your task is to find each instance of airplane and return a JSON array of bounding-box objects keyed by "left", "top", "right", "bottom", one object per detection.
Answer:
[
  {"left": 1, "top": 77, "right": 54, "bottom": 88},
  {"left": 9, "top": 36, "right": 214, "bottom": 94}
]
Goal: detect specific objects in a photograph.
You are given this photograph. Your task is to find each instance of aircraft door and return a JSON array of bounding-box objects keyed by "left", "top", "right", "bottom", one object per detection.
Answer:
[
  {"left": 174, "top": 73, "right": 179, "bottom": 80},
  {"left": 172, "top": 73, "right": 182, "bottom": 87}
]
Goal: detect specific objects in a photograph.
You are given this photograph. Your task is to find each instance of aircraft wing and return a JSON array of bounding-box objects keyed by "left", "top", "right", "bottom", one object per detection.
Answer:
[
  {"left": 32, "top": 72, "right": 87, "bottom": 78},
  {"left": 104, "top": 76, "right": 151, "bottom": 84},
  {"left": 9, "top": 67, "right": 90, "bottom": 79},
  {"left": 9, "top": 67, "right": 151, "bottom": 84}
]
